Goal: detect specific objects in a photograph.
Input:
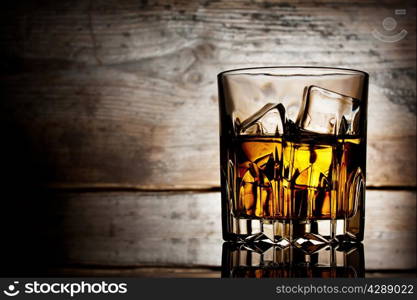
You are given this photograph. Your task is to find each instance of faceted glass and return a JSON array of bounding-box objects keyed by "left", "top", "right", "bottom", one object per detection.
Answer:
[
  {"left": 218, "top": 67, "right": 368, "bottom": 245},
  {"left": 221, "top": 242, "right": 365, "bottom": 278}
]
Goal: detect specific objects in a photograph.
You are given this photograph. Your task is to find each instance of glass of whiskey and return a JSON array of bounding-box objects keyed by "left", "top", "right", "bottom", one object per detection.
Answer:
[{"left": 218, "top": 67, "right": 368, "bottom": 245}]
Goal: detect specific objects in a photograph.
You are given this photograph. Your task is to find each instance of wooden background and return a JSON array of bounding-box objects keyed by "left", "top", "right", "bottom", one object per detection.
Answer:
[{"left": 0, "top": 0, "right": 415, "bottom": 276}]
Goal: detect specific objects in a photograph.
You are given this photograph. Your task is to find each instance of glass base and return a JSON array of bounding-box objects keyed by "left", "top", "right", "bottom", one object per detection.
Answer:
[
  {"left": 223, "top": 216, "right": 363, "bottom": 245},
  {"left": 221, "top": 242, "right": 364, "bottom": 278}
]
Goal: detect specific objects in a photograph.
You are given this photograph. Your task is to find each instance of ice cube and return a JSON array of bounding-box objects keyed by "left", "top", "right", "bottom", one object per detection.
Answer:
[
  {"left": 239, "top": 103, "right": 285, "bottom": 135},
  {"left": 296, "top": 86, "right": 360, "bottom": 135}
]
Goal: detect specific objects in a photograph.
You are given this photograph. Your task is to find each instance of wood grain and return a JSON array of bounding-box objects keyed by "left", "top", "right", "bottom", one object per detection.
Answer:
[
  {"left": 0, "top": 0, "right": 415, "bottom": 188},
  {"left": 35, "top": 190, "right": 415, "bottom": 271}
]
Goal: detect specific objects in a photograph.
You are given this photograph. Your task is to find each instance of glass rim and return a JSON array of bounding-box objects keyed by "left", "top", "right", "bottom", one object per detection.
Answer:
[{"left": 217, "top": 66, "right": 369, "bottom": 78}]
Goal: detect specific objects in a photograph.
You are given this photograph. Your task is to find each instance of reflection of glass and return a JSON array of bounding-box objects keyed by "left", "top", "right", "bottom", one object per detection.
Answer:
[
  {"left": 218, "top": 67, "right": 368, "bottom": 244},
  {"left": 221, "top": 242, "right": 365, "bottom": 278}
]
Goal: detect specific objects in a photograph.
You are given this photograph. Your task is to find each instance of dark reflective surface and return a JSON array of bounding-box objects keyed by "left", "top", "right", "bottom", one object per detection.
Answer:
[{"left": 222, "top": 242, "right": 364, "bottom": 278}]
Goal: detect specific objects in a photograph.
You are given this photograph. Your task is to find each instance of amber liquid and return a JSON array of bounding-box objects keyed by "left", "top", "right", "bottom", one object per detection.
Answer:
[{"left": 232, "top": 134, "right": 363, "bottom": 220}]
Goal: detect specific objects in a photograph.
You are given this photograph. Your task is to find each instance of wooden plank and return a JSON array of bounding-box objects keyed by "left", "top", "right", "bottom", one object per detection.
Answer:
[
  {"left": 1, "top": 1, "right": 416, "bottom": 67},
  {"left": 365, "top": 272, "right": 417, "bottom": 278},
  {"left": 29, "top": 190, "right": 415, "bottom": 270},
  {"left": 363, "top": 190, "right": 417, "bottom": 271},
  {"left": 45, "top": 267, "right": 222, "bottom": 278},
  {"left": 0, "top": 0, "right": 415, "bottom": 188}
]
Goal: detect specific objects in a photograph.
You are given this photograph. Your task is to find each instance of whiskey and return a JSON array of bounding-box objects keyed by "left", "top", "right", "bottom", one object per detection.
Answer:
[{"left": 231, "top": 133, "right": 364, "bottom": 220}]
